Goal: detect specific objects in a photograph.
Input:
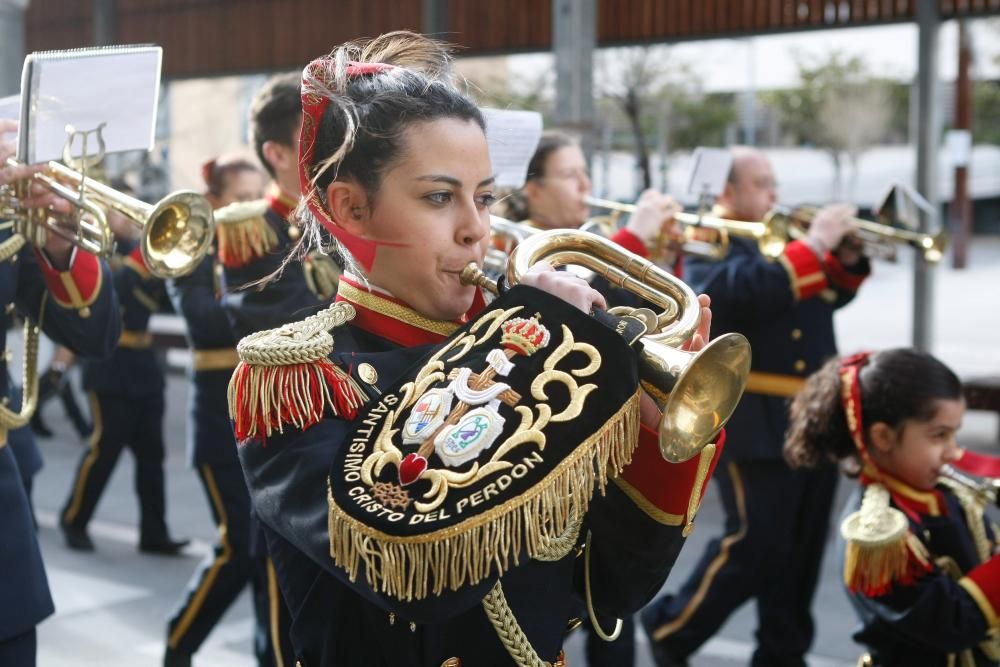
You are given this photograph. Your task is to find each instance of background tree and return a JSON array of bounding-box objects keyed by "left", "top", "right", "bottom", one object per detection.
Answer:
[
  {"left": 596, "top": 46, "right": 737, "bottom": 194},
  {"left": 763, "top": 50, "right": 898, "bottom": 199}
]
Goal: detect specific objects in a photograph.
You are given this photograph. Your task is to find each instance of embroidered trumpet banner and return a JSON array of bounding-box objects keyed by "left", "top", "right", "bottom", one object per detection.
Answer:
[{"left": 327, "top": 286, "right": 643, "bottom": 601}]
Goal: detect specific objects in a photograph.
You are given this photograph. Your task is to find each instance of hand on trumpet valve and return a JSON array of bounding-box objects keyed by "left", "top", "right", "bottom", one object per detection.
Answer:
[
  {"left": 519, "top": 261, "right": 608, "bottom": 314},
  {"left": 625, "top": 189, "right": 682, "bottom": 244},
  {"left": 805, "top": 203, "right": 858, "bottom": 257}
]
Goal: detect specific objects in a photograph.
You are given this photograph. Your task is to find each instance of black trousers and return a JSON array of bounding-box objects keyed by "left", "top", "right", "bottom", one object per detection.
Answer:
[
  {"left": 585, "top": 614, "right": 635, "bottom": 666},
  {"left": 60, "top": 392, "right": 170, "bottom": 543},
  {"left": 641, "top": 459, "right": 838, "bottom": 667},
  {"left": 167, "top": 462, "right": 252, "bottom": 654},
  {"left": 0, "top": 627, "right": 36, "bottom": 667}
]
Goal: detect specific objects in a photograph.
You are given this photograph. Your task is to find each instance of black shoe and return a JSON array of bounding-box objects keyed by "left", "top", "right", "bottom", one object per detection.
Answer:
[
  {"left": 640, "top": 609, "right": 688, "bottom": 667},
  {"left": 162, "top": 647, "right": 192, "bottom": 667},
  {"left": 61, "top": 522, "right": 95, "bottom": 552},
  {"left": 139, "top": 537, "right": 190, "bottom": 556}
]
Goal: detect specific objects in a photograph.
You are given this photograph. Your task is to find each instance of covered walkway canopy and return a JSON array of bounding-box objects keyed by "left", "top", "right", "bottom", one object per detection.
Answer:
[
  {"left": 24, "top": 0, "right": 1000, "bottom": 78},
  {"left": 17, "top": 0, "right": 1000, "bottom": 349}
]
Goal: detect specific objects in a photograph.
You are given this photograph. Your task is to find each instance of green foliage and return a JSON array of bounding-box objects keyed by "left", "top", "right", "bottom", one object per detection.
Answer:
[
  {"left": 761, "top": 50, "right": 897, "bottom": 152},
  {"left": 668, "top": 92, "right": 738, "bottom": 150},
  {"left": 973, "top": 81, "right": 1000, "bottom": 145}
]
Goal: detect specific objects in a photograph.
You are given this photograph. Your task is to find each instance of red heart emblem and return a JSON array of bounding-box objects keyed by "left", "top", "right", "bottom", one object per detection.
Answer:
[{"left": 398, "top": 453, "right": 428, "bottom": 486}]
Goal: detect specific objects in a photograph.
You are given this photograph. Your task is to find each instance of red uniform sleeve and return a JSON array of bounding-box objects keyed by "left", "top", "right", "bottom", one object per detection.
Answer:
[
  {"left": 610, "top": 228, "right": 649, "bottom": 259},
  {"left": 34, "top": 247, "right": 103, "bottom": 315},
  {"left": 614, "top": 424, "right": 726, "bottom": 535},
  {"left": 777, "top": 240, "right": 828, "bottom": 301}
]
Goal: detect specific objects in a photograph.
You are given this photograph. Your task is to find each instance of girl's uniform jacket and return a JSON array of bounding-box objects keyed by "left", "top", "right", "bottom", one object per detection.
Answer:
[
  {"left": 843, "top": 467, "right": 1000, "bottom": 667},
  {"left": 234, "top": 276, "right": 726, "bottom": 667}
]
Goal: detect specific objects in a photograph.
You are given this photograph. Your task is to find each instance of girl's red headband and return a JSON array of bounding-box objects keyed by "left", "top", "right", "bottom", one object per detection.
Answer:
[
  {"left": 839, "top": 351, "right": 873, "bottom": 466},
  {"left": 297, "top": 59, "right": 397, "bottom": 271}
]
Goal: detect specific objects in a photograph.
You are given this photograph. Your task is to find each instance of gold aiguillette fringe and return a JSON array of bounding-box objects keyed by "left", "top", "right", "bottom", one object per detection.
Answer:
[
  {"left": 228, "top": 302, "right": 365, "bottom": 442},
  {"left": 215, "top": 199, "right": 277, "bottom": 268},
  {"left": 327, "top": 390, "right": 641, "bottom": 601},
  {"left": 841, "top": 483, "right": 931, "bottom": 596}
]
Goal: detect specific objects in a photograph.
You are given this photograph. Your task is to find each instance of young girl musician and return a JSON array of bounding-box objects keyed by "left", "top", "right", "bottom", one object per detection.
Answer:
[
  {"left": 785, "top": 348, "right": 1000, "bottom": 667},
  {"left": 230, "top": 31, "right": 725, "bottom": 667}
]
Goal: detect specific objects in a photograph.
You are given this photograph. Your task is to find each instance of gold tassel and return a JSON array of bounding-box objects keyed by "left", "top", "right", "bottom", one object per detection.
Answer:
[
  {"left": 215, "top": 200, "right": 277, "bottom": 268},
  {"left": 227, "top": 302, "right": 364, "bottom": 441},
  {"left": 327, "top": 391, "right": 641, "bottom": 601},
  {"left": 841, "top": 484, "right": 931, "bottom": 596}
]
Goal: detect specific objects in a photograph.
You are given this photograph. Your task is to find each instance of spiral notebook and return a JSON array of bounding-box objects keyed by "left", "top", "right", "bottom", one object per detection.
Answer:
[{"left": 17, "top": 44, "right": 162, "bottom": 164}]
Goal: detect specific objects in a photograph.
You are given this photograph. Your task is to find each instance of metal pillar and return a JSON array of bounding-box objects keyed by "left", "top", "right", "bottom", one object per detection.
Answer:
[
  {"left": 421, "top": 0, "right": 448, "bottom": 37},
  {"left": 912, "top": 0, "right": 940, "bottom": 351},
  {"left": 553, "top": 0, "right": 596, "bottom": 157},
  {"left": 0, "top": 0, "right": 28, "bottom": 96},
  {"left": 950, "top": 20, "right": 973, "bottom": 269},
  {"left": 94, "top": 0, "right": 115, "bottom": 45}
]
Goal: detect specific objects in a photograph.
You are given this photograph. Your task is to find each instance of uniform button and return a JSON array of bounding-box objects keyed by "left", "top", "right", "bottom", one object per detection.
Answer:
[
  {"left": 440, "top": 659, "right": 461, "bottom": 667},
  {"left": 79, "top": 306, "right": 91, "bottom": 319},
  {"left": 409, "top": 621, "right": 417, "bottom": 632},
  {"left": 790, "top": 328, "right": 802, "bottom": 341},
  {"left": 793, "top": 359, "right": 807, "bottom": 373},
  {"left": 4, "top": 303, "right": 13, "bottom": 315},
  {"left": 358, "top": 362, "right": 378, "bottom": 385},
  {"left": 566, "top": 617, "right": 583, "bottom": 632},
  {"left": 288, "top": 225, "right": 301, "bottom": 241}
]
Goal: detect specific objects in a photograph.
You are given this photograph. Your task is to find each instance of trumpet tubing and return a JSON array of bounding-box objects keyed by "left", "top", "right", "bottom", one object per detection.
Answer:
[
  {"left": 940, "top": 465, "right": 1000, "bottom": 505},
  {"left": 461, "top": 225, "right": 751, "bottom": 463},
  {"left": 583, "top": 195, "right": 786, "bottom": 260}
]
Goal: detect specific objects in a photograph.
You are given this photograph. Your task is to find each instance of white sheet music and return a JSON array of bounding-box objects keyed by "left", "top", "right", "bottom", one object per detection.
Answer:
[
  {"left": 686, "top": 147, "right": 733, "bottom": 199},
  {"left": 19, "top": 45, "right": 162, "bottom": 164},
  {"left": 482, "top": 108, "right": 543, "bottom": 188}
]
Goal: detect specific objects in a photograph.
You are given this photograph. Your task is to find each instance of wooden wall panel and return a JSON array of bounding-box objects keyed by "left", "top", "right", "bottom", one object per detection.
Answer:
[{"left": 23, "top": 0, "right": 1000, "bottom": 78}]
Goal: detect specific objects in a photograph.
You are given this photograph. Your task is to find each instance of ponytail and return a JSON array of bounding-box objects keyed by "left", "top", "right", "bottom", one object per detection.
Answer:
[{"left": 785, "top": 356, "right": 856, "bottom": 469}]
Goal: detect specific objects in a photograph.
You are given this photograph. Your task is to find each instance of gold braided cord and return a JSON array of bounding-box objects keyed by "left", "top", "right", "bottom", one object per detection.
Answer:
[
  {"left": 482, "top": 581, "right": 553, "bottom": 667},
  {"left": 0, "top": 233, "right": 26, "bottom": 263},
  {"left": 535, "top": 512, "right": 583, "bottom": 562},
  {"left": 328, "top": 391, "right": 641, "bottom": 602},
  {"left": 0, "top": 293, "right": 42, "bottom": 443},
  {"left": 583, "top": 530, "right": 623, "bottom": 641}
]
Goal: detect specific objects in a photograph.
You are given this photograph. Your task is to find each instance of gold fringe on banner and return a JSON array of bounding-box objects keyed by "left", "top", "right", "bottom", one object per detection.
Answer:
[
  {"left": 841, "top": 484, "right": 931, "bottom": 596},
  {"left": 327, "top": 391, "right": 641, "bottom": 601}
]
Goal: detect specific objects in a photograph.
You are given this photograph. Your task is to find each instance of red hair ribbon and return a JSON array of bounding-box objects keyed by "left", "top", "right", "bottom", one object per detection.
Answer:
[
  {"left": 297, "top": 58, "right": 397, "bottom": 271},
  {"left": 840, "top": 351, "right": 873, "bottom": 464}
]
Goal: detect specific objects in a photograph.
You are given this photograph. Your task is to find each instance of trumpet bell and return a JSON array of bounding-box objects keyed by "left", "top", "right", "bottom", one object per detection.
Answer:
[
  {"left": 640, "top": 333, "right": 752, "bottom": 463},
  {"left": 142, "top": 190, "right": 215, "bottom": 278}
]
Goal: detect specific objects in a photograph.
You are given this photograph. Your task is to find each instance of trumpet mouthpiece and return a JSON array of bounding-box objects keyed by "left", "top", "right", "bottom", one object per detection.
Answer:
[{"left": 459, "top": 261, "right": 498, "bottom": 294}]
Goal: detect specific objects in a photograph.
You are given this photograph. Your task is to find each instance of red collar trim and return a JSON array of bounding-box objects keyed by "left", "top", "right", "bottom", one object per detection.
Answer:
[
  {"left": 860, "top": 464, "right": 946, "bottom": 520},
  {"left": 267, "top": 184, "right": 298, "bottom": 221},
  {"left": 335, "top": 275, "right": 486, "bottom": 347}
]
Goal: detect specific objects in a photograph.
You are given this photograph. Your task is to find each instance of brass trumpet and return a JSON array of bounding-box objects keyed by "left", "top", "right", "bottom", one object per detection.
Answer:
[
  {"left": 585, "top": 196, "right": 947, "bottom": 264},
  {"left": 461, "top": 226, "right": 752, "bottom": 463},
  {"left": 940, "top": 465, "right": 1000, "bottom": 506},
  {"left": 2, "top": 158, "right": 215, "bottom": 278},
  {"left": 784, "top": 206, "right": 947, "bottom": 264},
  {"left": 584, "top": 195, "right": 789, "bottom": 261}
]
